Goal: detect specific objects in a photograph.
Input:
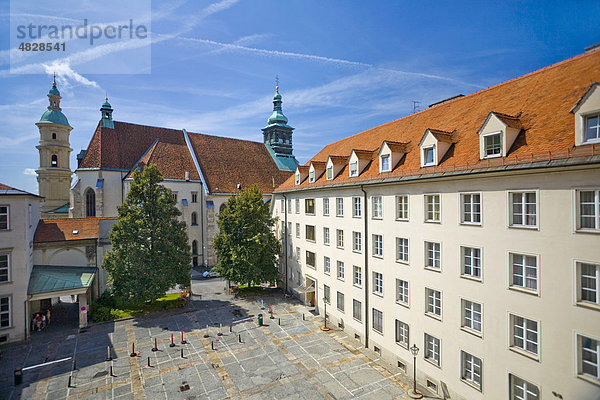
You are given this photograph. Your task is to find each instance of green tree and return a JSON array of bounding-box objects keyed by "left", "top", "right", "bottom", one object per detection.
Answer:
[
  {"left": 103, "top": 164, "right": 191, "bottom": 302},
  {"left": 213, "top": 184, "right": 280, "bottom": 287}
]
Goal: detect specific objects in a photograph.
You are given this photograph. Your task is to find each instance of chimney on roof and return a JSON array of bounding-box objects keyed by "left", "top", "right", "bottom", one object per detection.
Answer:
[
  {"left": 585, "top": 42, "right": 600, "bottom": 52},
  {"left": 185, "top": 171, "right": 190, "bottom": 181}
]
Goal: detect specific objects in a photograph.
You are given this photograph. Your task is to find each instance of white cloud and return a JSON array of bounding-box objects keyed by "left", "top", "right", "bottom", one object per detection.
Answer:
[{"left": 23, "top": 168, "right": 37, "bottom": 176}]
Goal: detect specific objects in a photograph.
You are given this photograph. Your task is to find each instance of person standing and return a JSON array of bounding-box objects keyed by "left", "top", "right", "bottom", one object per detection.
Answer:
[{"left": 35, "top": 313, "right": 42, "bottom": 332}]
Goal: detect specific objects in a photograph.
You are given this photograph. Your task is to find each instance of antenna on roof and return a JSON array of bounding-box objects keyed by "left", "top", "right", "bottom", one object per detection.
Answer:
[{"left": 412, "top": 101, "right": 421, "bottom": 114}]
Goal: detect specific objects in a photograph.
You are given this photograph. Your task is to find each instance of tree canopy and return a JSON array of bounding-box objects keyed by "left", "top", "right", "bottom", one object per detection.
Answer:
[
  {"left": 213, "top": 185, "right": 280, "bottom": 287},
  {"left": 103, "top": 164, "right": 191, "bottom": 302}
]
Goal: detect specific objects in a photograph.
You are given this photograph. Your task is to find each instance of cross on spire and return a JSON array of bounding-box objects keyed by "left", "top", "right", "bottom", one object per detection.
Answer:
[{"left": 275, "top": 75, "right": 279, "bottom": 91}]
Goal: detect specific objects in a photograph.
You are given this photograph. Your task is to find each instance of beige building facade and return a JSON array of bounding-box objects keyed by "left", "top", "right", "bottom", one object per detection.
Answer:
[{"left": 273, "top": 49, "right": 600, "bottom": 399}]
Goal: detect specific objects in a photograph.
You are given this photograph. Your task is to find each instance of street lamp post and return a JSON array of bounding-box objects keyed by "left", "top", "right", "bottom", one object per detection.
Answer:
[
  {"left": 408, "top": 344, "right": 423, "bottom": 399},
  {"left": 321, "top": 297, "right": 329, "bottom": 331}
]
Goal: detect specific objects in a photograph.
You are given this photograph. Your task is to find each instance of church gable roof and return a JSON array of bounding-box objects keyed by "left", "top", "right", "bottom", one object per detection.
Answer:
[
  {"left": 125, "top": 140, "right": 201, "bottom": 181},
  {"left": 34, "top": 217, "right": 116, "bottom": 243}
]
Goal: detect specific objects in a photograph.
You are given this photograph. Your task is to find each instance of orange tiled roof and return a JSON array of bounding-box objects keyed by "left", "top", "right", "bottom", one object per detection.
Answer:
[
  {"left": 276, "top": 48, "right": 600, "bottom": 192},
  {"left": 0, "top": 183, "right": 41, "bottom": 197},
  {"left": 79, "top": 121, "right": 292, "bottom": 194},
  {"left": 34, "top": 218, "right": 116, "bottom": 243}
]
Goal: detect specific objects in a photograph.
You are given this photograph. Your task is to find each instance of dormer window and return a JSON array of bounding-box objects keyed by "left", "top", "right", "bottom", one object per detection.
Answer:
[
  {"left": 349, "top": 162, "right": 358, "bottom": 177},
  {"left": 483, "top": 132, "right": 502, "bottom": 157},
  {"left": 295, "top": 172, "right": 300, "bottom": 185},
  {"left": 309, "top": 170, "right": 315, "bottom": 183},
  {"left": 380, "top": 155, "right": 390, "bottom": 172},
  {"left": 586, "top": 113, "right": 600, "bottom": 142},
  {"left": 571, "top": 83, "right": 600, "bottom": 146},
  {"left": 327, "top": 166, "right": 333, "bottom": 180},
  {"left": 423, "top": 146, "right": 435, "bottom": 166}
]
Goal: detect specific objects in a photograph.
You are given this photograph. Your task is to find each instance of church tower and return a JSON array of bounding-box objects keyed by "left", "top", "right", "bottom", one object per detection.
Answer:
[
  {"left": 262, "top": 86, "right": 298, "bottom": 171},
  {"left": 36, "top": 76, "right": 73, "bottom": 218}
]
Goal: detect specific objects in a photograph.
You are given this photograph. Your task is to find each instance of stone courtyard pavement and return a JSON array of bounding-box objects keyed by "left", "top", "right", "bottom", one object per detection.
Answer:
[{"left": 0, "top": 286, "right": 415, "bottom": 399}]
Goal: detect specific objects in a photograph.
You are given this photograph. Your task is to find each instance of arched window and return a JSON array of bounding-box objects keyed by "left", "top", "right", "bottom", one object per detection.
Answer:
[
  {"left": 219, "top": 203, "right": 227, "bottom": 213},
  {"left": 85, "top": 188, "right": 96, "bottom": 217},
  {"left": 51, "top": 154, "right": 58, "bottom": 167},
  {"left": 192, "top": 240, "right": 198, "bottom": 267},
  {"left": 52, "top": 133, "right": 56, "bottom": 140},
  {"left": 191, "top": 212, "right": 198, "bottom": 226}
]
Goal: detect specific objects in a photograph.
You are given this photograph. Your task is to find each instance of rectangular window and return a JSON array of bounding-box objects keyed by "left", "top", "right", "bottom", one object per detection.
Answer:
[
  {"left": 337, "top": 261, "right": 345, "bottom": 280},
  {"left": 510, "top": 314, "right": 539, "bottom": 357},
  {"left": 352, "top": 231, "right": 362, "bottom": 252},
  {"left": 337, "top": 291, "right": 345, "bottom": 312},
  {"left": 323, "top": 227, "right": 330, "bottom": 245},
  {"left": 396, "top": 195, "right": 409, "bottom": 220},
  {"left": 373, "top": 272, "right": 383, "bottom": 295},
  {"left": 461, "top": 193, "right": 481, "bottom": 224},
  {"left": 585, "top": 113, "right": 600, "bottom": 142},
  {"left": 295, "top": 199, "right": 300, "bottom": 214},
  {"left": 191, "top": 192, "right": 198, "bottom": 203},
  {"left": 577, "top": 262, "right": 600, "bottom": 306},
  {"left": 309, "top": 170, "right": 315, "bottom": 183},
  {"left": 425, "top": 241, "right": 441, "bottom": 270},
  {"left": 336, "top": 198, "right": 344, "bottom": 217},
  {"left": 349, "top": 161, "right": 358, "bottom": 177},
  {"left": 395, "top": 320, "right": 409, "bottom": 348},
  {"left": 578, "top": 334, "right": 600, "bottom": 381},
  {"left": 305, "top": 225, "right": 315, "bottom": 242},
  {"left": 381, "top": 155, "right": 391, "bottom": 172},
  {"left": 424, "top": 333, "right": 441, "bottom": 366},
  {"left": 324, "top": 256, "right": 331, "bottom": 275},
  {"left": 372, "top": 196, "right": 383, "bottom": 219},
  {"left": 425, "top": 194, "right": 441, "bottom": 222},
  {"left": 353, "top": 265, "right": 362, "bottom": 286},
  {"left": 509, "top": 374, "right": 540, "bottom": 400},
  {"left": 306, "top": 251, "right": 316, "bottom": 269},
  {"left": 461, "top": 299, "right": 482, "bottom": 333},
  {"left": 484, "top": 132, "right": 501, "bottom": 157},
  {"left": 296, "top": 247, "right": 301, "bottom": 260},
  {"left": 372, "top": 308, "right": 383, "bottom": 333},
  {"left": 295, "top": 173, "right": 300, "bottom": 185},
  {"left": 396, "top": 237, "right": 409, "bottom": 263},
  {"left": 288, "top": 199, "right": 292, "bottom": 212},
  {"left": 324, "top": 285, "right": 330, "bottom": 304},
  {"left": 352, "top": 197, "right": 362, "bottom": 217},
  {"left": 425, "top": 288, "right": 442, "bottom": 317},
  {"left": 336, "top": 229, "right": 344, "bottom": 248},
  {"left": 0, "top": 254, "right": 9, "bottom": 282},
  {"left": 323, "top": 198, "right": 330, "bottom": 216},
  {"left": 509, "top": 253, "right": 538, "bottom": 293},
  {"left": 396, "top": 279, "right": 409, "bottom": 306},
  {"left": 0, "top": 297, "right": 9, "bottom": 328},
  {"left": 326, "top": 166, "right": 333, "bottom": 180},
  {"left": 353, "top": 299, "right": 362, "bottom": 322},
  {"left": 461, "top": 351, "right": 482, "bottom": 390},
  {"left": 295, "top": 223, "right": 300, "bottom": 238},
  {"left": 305, "top": 199, "right": 315, "bottom": 215},
  {"left": 423, "top": 146, "right": 435, "bottom": 166},
  {"left": 372, "top": 234, "right": 383, "bottom": 257},
  {"left": 461, "top": 246, "right": 482, "bottom": 280},
  {"left": 509, "top": 191, "right": 537, "bottom": 227},
  {"left": 577, "top": 189, "right": 600, "bottom": 230}
]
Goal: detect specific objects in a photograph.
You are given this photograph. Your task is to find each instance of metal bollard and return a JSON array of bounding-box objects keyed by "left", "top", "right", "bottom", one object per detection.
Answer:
[
  {"left": 72, "top": 359, "right": 77, "bottom": 370},
  {"left": 211, "top": 340, "right": 214, "bottom": 350},
  {"left": 110, "top": 365, "right": 114, "bottom": 377},
  {"left": 152, "top": 337, "right": 158, "bottom": 352},
  {"left": 67, "top": 374, "right": 73, "bottom": 388},
  {"left": 229, "top": 325, "right": 232, "bottom": 333},
  {"left": 217, "top": 323, "right": 223, "bottom": 336},
  {"left": 130, "top": 343, "right": 137, "bottom": 357},
  {"left": 106, "top": 346, "right": 112, "bottom": 361},
  {"left": 181, "top": 330, "right": 187, "bottom": 344},
  {"left": 302, "top": 313, "right": 305, "bottom": 321},
  {"left": 238, "top": 334, "right": 242, "bottom": 343},
  {"left": 203, "top": 324, "right": 209, "bottom": 338},
  {"left": 278, "top": 317, "right": 281, "bottom": 326},
  {"left": 147, "top": 357, "right": 151, "bottom": 367},
  {"left": 180, "top": 348, "right": 184, "bottom": 358}
]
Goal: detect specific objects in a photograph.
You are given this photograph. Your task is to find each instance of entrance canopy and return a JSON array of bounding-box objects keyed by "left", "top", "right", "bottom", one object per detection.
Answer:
[
  {"left": 295, "top": 281, "right": 316, "bottom": 294},
  {"left": 28, "top": 265, "right": 96, "bottom": 300}
]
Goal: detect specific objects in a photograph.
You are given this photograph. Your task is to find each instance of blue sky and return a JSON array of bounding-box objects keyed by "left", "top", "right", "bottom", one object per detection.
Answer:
[{"left": 1, "top": 0, "right": 599, "bottom": 194}]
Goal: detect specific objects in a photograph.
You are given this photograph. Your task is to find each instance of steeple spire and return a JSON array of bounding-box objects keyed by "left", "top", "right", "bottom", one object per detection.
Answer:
[
  {"left": 262, "top": 84, "right": 297, "bottom": 171},
  {"left": 100, "top": 96, "right": 114, "bottom": 129}
]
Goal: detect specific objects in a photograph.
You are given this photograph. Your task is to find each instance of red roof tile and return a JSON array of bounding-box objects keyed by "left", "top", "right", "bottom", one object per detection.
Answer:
[
  {"left": 276, "top": 48, "right": 600, "bottom": 192},
  {"left": 34, "top": 218, "right": 115, "bottom": 243}
]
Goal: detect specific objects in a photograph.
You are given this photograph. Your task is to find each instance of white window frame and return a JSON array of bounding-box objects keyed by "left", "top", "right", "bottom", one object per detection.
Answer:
[
  {"left": 575, "top": 260, "right": 600, "bottom": 310},
  {"left": 324, "top": 285, "right": 331, "bottom": 304},
  {"left": 295, "top": 247, "right": 301, "bottom": 261},
  {"left": 380, "top": 154, "right": 391, "bottom": 172},
  {"left": 305, "top": 225, "right": 316, "bottom": 242},
  {"left": 396, "top": 279, "right": 409, "bottom": 307},
  {"left": 509, "top": 373, "right": 540, "bottom": 400},
  {"left": 352, "top": 197, "right": 362, "bottom": 218},
  {"left": 460, "top": 246, "right": 482, "bottom": 281},
  {"left": 372, "top": 234, "right": 383, "bottom": 258},
  {"left": 424, "top": 241, "right": 441, "bottom": 271},
  {"left": 326, "top": 166, "right": 333, "bottom": 180},
  {"left": 295, "top": 223, "right": 300, "bottom": 238},
  {"left": 323, "top": 198, "right": 330, "bottom": 216},
  {"left": 509, "top": 313, "right": 540, "bottom": 359},
  {"left": 461, "top": 298, "right": 483, "bottom": 336},
  {"left": 372, "top": 308, "right": 383, "bottom": 334},
  {"left": 395, "top": 320, "right": 409, "bottom": 348},
  {"left": 336, "top": 291, "right": 345, "bottom": 312},
  {"left": 305, "top": 251, "right": 316, "bottom": 269},
  {"left": 576, "top": 333, "right": 600, "bottom": 383},
  {"left": 507, "top": 190, "right": 538, "bottom": 229},
  {"left": 353, "top": 299, "right": 362, "bottom": 322},
  {"left": 460, "top": 351, "right": 483, "bottom": 391},
  {"left": 396, "top": 237, "right": 409, "bottom": 264},
  {"left": 324, "top": 256, "right": 331, "bottom": 275},
  {"left": 0, "top": 296, "right": 11, "bottom": 329},
  {"left": 353, "top": 265, "right": 362, "bottom": 287},
  {"left": 373, "top": 272, "right": 383, "bottom": 295},
  {"left": 337, "top": 260, "right": 345, "bottom": 281},
  {"left": 336, "top": 197, "right": 344, "bottom": 217},
  {"left": 482, "top": 131, "right": 502, "bottom": 158},
  {"left": 422, "top": 145, "right": 436, "bottom": 167},
  {"left": 575, "top": 188, "right": 600, "bottom": 232},
  {"left": 372, "top": 196, "right": 383, "bottom": 219},
  {"left": 295, "top": 173, "right": 300, "bottom": 185},
  {"left": 308, "top": 169, "right": 315, "bottom": 183},
  {"left": 336, "top": 229, "right": 344, "bottom": 249},
  {"left": 424, "top": 333, "right": 441, "bottom": 367},
  {"left": 323, "top": 227, "right": 330, "bottom": 246},
  {"left": 583, "top": 112, "right": 600, "bottom": 144},
  {"left": 349, "top": 161, "right": 358, "bottom": 177},
  {"left": 460, "top": 192, "right": 482, "bottom": 225},
  {"left": 0, "top": 253, "right": 10, "bottom": 283},
  {"left": 508, "top": 252, "right": 540, "bottom": 295},
  {"left": 424, "top": 194, "right": 441, "bottom": 223},
  {"left": 305, "top": 198, "right": 315, "bottom": 215},
  {"left": 0, "top": 205, "right": 10, "bottom": 230},
  {"left": 352, "top": 231, "right": 362, "bottom": 253},
  {"left": 425, "top": 288, "right": 442, "bottom": 319},
  {"left": 396, "top": 195, "right": 409, "bottom": 221},
  {"left": 295, "top": 198, "right": 300, "bottom": 214}
]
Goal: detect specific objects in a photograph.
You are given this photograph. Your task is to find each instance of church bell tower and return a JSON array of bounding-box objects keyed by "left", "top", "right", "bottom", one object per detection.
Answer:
[
  {"left": 262, "top": 85, "right": 298, "bottom": 171},
  {"left": 36, "top": 76, "right": 73, "bottom": 218}
]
